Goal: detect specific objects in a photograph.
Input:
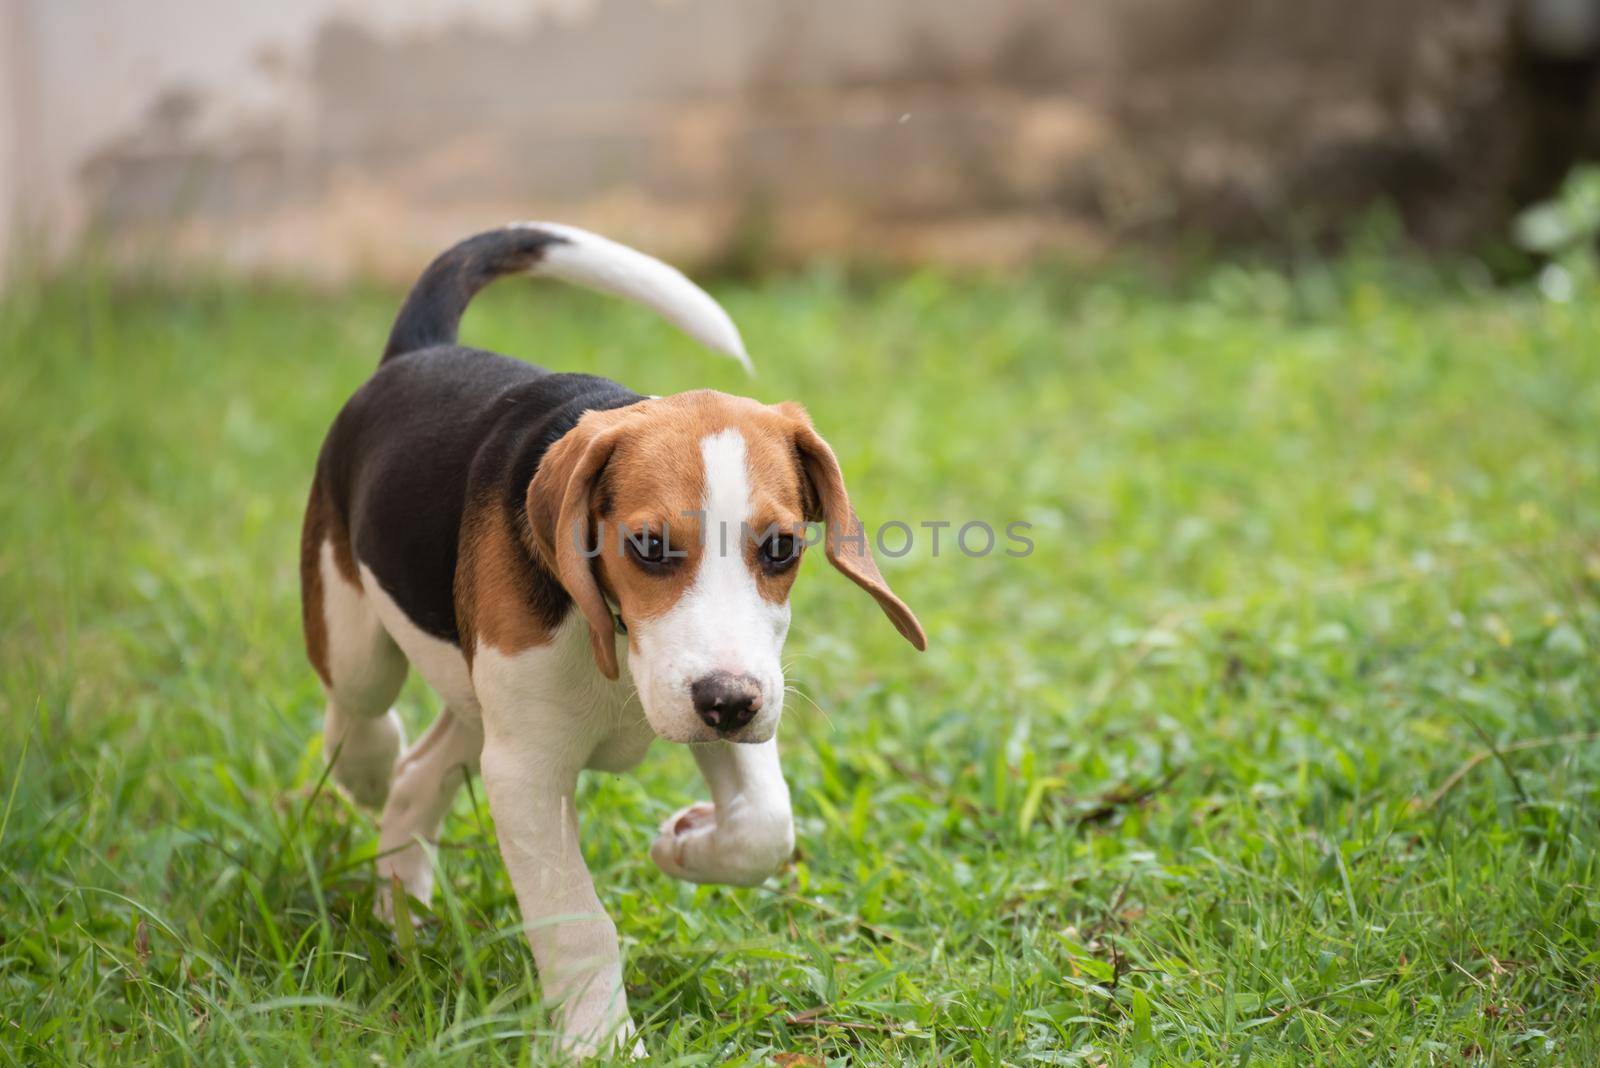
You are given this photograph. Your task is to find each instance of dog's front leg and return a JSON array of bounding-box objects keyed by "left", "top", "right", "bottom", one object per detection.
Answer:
[
  {"left": 651, "top": 738, "right": 795, "bottom": 886},
  {"left": 479, "top": 734, "right": 639, "bottom": 1058}
]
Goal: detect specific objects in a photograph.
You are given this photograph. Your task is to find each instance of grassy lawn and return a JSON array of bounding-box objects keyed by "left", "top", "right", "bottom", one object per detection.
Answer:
[{"left": 3, "top": 250, "right": 1600, "bottom": 1065}]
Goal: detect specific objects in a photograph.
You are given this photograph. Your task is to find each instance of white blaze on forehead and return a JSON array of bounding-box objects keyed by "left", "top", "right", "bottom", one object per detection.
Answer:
[
  {"left": 690, "top": 427, "right": 787, "bottom": 675},
  {"left": 690, "top": 427, "right": 786, "bottom": 683},
  {"left": 699, "top": 428, "right": 752, "bottom": 546},
  {"left": 625, "top": 426, "right": 790, "bottom": 743}
]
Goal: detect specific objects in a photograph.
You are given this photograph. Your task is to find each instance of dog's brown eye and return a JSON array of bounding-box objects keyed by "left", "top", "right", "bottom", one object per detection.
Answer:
[
  {"left": 758, "top": 533, "right": 800, "bottom": 573},
  {"left": 625, "top": 530, "right": 675, "bottom": 570}
]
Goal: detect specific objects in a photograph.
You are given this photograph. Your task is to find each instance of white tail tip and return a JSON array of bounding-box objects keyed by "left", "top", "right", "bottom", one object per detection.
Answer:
[{"left": 513, "top": 221, "right": 753, "bottom": 375}]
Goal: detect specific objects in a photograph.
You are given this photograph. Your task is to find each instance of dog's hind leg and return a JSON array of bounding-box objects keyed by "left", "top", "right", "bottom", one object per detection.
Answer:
[
  {"left": 375, "top": 707, "right": 483, "bottom": 923},
  {"left": 302, "top": 494, "right": 409, "bottom": 809}
]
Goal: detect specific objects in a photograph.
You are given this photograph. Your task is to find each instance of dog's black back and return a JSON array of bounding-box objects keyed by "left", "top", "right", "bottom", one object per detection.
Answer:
[{"left": 310, "top": 228, "right": 644, "bottom": 645}]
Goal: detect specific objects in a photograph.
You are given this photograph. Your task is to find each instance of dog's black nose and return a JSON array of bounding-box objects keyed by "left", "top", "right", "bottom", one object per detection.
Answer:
[{"left": 690, "top": 672, "right": 763, "bottom": 733}]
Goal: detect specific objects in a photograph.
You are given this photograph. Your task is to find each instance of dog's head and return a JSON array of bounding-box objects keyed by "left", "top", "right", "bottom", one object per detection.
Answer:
[{"left": 527, "top": 390, "right": 924, "bottom": 744}]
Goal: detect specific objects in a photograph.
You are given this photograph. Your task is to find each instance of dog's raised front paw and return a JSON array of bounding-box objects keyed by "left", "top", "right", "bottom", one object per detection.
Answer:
[
  {"left": 649, "top": 800, "right": 792, "bottom": 886},
  {"left": 648, "top": 801, "right": 714, "bottom": 880}
]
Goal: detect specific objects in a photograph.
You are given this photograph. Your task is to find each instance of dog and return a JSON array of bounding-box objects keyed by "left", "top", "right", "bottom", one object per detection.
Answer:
[{"left": 299, "top": 223, "right": 925, "bottom": 1055}]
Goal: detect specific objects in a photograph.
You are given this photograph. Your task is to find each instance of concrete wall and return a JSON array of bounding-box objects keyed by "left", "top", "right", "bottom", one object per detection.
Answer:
[
  {"left": 3, "top": 0, "right": 1598, "bottom": 277},
  {"left": 1, "top": 0, "right": 32, "bottom": 278}
]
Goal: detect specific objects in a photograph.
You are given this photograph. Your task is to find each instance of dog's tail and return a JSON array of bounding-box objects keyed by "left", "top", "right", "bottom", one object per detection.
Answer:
[{"left": 380, "top": 223, "right": 751, "bottom": 372}]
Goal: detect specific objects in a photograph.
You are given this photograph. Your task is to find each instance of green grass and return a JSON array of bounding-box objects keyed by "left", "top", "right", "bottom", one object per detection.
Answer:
[{"left": 3, "top": 249, "right": 1600, "bottom": 1065}]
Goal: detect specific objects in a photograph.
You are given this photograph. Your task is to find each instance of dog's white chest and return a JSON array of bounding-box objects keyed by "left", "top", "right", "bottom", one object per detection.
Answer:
[
  {"left": 578, "top": 650, "right": 654, "bottom": 772},
  {"left": 469, "top": 613, "right": 653, "bottom": 773}
]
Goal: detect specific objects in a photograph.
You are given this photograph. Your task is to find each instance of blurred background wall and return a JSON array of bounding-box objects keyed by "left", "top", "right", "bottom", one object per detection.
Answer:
[{"left": 3, "top": 0, "right": 1599, "bottom": 278}]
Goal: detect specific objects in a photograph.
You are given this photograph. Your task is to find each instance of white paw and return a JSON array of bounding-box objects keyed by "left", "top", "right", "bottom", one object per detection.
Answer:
[
  {"left": 327, "top": 709, "right": 404, "bottom": 808},
  {"left": 373, "top": 864, "right": 430, "bottom": 930},
  {"left": 554, "top": 1025, "right": 643, "bottom": 1061},
  {"left": 369, "top": 850, "right": 432, "bottom": 933},
  {"left": 555, "top": 995, "right": 640, "bottom": 1060},
  {"left": 648, "top": 801, "right": 715, "bottom": 881},
  {"left": 649, "top": 801, "right": 793, "bottom": 887}
]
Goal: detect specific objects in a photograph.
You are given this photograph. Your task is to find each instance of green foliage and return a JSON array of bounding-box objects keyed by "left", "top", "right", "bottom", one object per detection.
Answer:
[
  {"left": 1515, "top": 166, "right": 1600, "bottom": 262},
  {"left": 3, "top": 252, "right": 1600, "bottom": 1064},
  {"left": 1515, "top": 166, "right": 1600, "bottom": 299}
]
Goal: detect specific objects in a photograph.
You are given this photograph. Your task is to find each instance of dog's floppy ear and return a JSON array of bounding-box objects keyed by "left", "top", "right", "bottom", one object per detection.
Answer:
[
  {"left": 526, "top": 409, "right": 628, "bottom": 678},
  {"left": 782, "top": 403, "right": 927, "bottom": 651}
]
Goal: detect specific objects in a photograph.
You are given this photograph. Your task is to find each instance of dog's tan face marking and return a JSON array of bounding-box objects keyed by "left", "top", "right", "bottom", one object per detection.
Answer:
[
  {"left": 593, "top": 398, "right": 808, "bottom": 625},
  {"left": 527, "top": 389, "right": 924, "bottom": 744}
]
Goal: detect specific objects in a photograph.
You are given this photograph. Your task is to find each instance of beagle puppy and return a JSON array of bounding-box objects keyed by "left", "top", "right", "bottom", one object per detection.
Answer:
[{"left": 299, "top": 224, "right": 925, "bottom": 1055}]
